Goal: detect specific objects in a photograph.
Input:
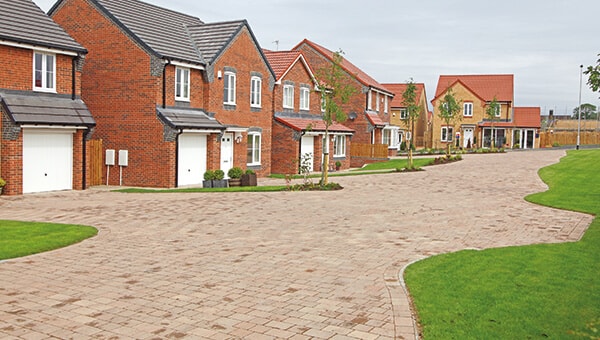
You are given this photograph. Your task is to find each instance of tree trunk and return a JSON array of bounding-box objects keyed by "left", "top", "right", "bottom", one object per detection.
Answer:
[{"left": 321, "top": 129, "right": 330, "bottom": 185}]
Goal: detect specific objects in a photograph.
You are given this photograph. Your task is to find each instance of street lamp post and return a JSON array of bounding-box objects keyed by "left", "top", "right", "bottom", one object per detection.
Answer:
[{"left": 577, "top": 64, "right": 583, "bottom": 150}]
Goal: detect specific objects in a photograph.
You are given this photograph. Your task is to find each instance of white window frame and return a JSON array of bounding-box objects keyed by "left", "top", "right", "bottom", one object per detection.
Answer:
[
  {"left": 367, "top": 90, "right": 373, "bottom": 110},
  {"left": 33, "top": 51, "right": 56, "bottom": 92},
  {"left": 399, "top": 108, "right": 408, "bottom": 120},
  {"left": 376, "top": 92, "right": 380, "bottom": 112},
  {"left": 463, "top": 102, "right": 473, "bottom": 117},
  {"left": 333, "top": 135, "right": 346, "bottom": 157},
  {"left": 441, "top": 126, "right": 454, "bottom": 142},
  {"left": 175, "top": 67, "right": 190, "bottom": 101},
  {"left": 247, "top": 132, "right": 261, "bottom": 165},
  {"left": 299, "top": 87, "right": 310, "bottom": 110},
  {"left": 250, "top": 76, "right": 261, "bottom": 108},
  {"left": 495, "top": 104, "right": 502, "bottom": 117},
  {"left": 384, "top": 96, "right": 388, "bottom": 113},
  {"left": 283, "top": 85, "right": 294, "bottom": 109},
  {"left": 382, "top": 129, "right": 391, "bottom": 146},
  {"left": 223, "top": 72, "right": 236, "bottom": 105},
  {"left": 320, "top": 92, "right": 326, "bottom": 113}
]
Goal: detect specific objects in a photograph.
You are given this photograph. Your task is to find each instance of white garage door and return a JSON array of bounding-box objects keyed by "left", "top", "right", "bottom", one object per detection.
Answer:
[
  {"left": 178, "top": 133, "right": 207, "bottom": 186},
  {"left": 23, "top": 130, "right": 73, "bottom": 193}
]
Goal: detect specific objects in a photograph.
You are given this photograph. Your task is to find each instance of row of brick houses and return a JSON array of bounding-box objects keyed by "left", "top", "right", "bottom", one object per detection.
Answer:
[{"left": 0, "top": 0, "right": 541, "bottom": 195}]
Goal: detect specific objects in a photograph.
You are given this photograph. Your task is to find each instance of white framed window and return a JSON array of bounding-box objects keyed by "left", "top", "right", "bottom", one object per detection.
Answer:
[
  {"left": 463, "top": 102, "right": 473, "bottom": 117},
  {"left": 247, "top": 132, "right": 261, "bottom": 165},
  {"left": 320, "top": 93, "right": 326, "bottom": 113},
  {"left": 299, "top": 87, "right": 310, "bottom": 110},
  {"left": 376, "top": 92, "right": 380, "bottom": 112},
  {"left": 175, "top": 67, "right": 190, "bottom": 101},
  {"left": 367, "top": 90, "right": 372, "bottom": 110},
  {"left": 333, "top": 135, "right": 346, "bottom": 157},
  {"left": 495, "top": 104, "right": 502, "bottom": 117},
  {"left": 223, "top": 72, "right": 236, "bottom": 105},
  {"left": 283, "top": 85, "right": 294, "bottom": 109},
  {"left": 33, "top": 52, "right": 55, "bottom": 92},
  {"left": 250, "top": 76, "right": 261, "bottom": 108},
  {"left": 384, "top": 96, "right": 388, "bottom": 113},
  {"left": 441, "top": 126, "right": 454, "bottom": 142},
  {"left": 400, "top": 108, "right": 408, "bottom": 120},
  {"left": 382, "top": 129, "right": 391, "bottom": 145}
]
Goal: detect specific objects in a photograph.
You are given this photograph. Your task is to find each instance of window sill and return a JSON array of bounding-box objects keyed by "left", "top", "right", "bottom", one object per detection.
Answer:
[{"left": 33, "top": 88, "right": 57, "bottom": 94}]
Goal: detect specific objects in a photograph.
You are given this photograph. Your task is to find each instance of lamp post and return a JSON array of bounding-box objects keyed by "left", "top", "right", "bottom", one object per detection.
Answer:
[{"left": 577, "top": 64, "right": 583, "bottom": 150}]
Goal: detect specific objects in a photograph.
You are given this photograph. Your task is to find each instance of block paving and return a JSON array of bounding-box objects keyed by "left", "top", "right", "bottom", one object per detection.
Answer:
[{"left": 0, "top": 150, "right": 592, "bottom": 339}]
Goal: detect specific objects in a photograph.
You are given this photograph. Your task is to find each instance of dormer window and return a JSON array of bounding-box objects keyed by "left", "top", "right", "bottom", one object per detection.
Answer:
[
  {"left": 33, "top": 52, "right": 55, "bottom": 92},
  {"left": 175, "top": 67, "right": 190, "bottom": 101}
]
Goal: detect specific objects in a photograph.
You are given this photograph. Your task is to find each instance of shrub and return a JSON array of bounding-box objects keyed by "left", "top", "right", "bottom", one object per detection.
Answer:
[
  {"left": 203, "top": 170, "right": 215, "bottom": 181},
  {"left": 552, "top": 142, "right": 560, "bottom": 147},
  {"left": 245, "top": 169, "right": 255, "bottom": 175},
  {"left": 214, "top": 170, "right": 225, "bottom": 180},
  {"left": 227, "top": 167, "right": 243, "bottom": 179},
  {"left": 0, "top": 177, "right": 6, "bottom": 187}
]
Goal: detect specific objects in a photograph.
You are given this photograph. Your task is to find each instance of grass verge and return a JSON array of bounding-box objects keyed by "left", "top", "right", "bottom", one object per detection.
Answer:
[
  {"left": 404, "top": 149, "right": 600, "bottom": 339},
  {"left": 0, "top": 220, "right": 98, "bottom": 260}
]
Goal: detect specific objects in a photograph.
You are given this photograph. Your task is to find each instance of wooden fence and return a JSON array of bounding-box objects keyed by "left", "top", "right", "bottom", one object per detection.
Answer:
[
  {"left": 539, "top": 131, "right": 600, "bottom": 147},
  {"left": 350, "top": 143, "right": 389, "bottom": 159},
  {"left": 87, "top": 139, "right": 103, "bottom": 186}
]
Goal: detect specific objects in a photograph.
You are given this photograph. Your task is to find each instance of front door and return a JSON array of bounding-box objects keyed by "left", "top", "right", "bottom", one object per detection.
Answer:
[
  {"left": 300, "top": 136, "right": 314, "bottom": 172},
  {"left": 220, "top": 133, "right": 234, "bottom": 177},
  {"left": 463, "top": 128, "right": 474, "bottom": 148}
]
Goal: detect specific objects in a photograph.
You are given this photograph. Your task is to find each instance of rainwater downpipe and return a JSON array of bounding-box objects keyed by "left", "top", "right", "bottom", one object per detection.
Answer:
[{"left": 163, "top": 58, "right": 171, "bottom": 109}]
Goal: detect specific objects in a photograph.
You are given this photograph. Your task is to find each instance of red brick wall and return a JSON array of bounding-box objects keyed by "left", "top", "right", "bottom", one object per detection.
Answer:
[
  {"left": 52, "top": 0, "right": 177, "bottom": 188},
  {"left": 0, "top": 109, "right": 22, "bottom": 196},
  {"left": 271, "top": 121, "right": 300, "bottom": 174},
  {"left": 205, "top": 28, "right": 274, "bottom": 176}
]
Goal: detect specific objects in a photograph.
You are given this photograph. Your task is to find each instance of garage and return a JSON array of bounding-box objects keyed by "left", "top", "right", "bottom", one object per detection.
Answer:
[
  {"left": 22, "top": 129, "right": 74, "bottom": 193},
  {"left": 177, "top": 133, "right": 207, "bottom": 186}
]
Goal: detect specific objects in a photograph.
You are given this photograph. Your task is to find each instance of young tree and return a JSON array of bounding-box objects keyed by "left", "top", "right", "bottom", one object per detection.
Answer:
[
  {"left": 584, "top": 53, "right": 600, "bottom": 95},
  {"left": 315, "top": 50, "right": 355, "bottom": 185},
  {"left": 485, "top": 96, "right": 500, "bottom": 150},
  {"left": 401, "top": 79, "right": 423, "bottom": 169},
  {"left": 437, "top": 87, "right": 462, "bottom": 157}
]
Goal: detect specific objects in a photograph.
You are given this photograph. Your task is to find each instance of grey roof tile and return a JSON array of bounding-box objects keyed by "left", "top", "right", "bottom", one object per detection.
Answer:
[
  {"left": 187, "top": 20, "right": 246, "bottom": 64},
  {"left": 0, "top": 0, "right": 85, "bottom": 53},
  {"left": 1, "top": 92, "right": 95, "bottom": 126},
  {"left": 91, "top": 0, "right": 204, "bottom": 64},
  {"left": 157, "top": 106, "right": 225, "bottom": 130}
]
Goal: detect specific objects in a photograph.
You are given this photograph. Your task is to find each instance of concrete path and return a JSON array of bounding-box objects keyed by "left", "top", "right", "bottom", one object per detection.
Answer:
[{"left": 0, "top": 150, "right": 592, "bottom": 339}]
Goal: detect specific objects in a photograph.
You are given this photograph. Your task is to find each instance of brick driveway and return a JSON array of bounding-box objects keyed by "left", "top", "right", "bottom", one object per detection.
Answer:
[{"left": 0, "top": 150, "right": 592, "bottom": 340}]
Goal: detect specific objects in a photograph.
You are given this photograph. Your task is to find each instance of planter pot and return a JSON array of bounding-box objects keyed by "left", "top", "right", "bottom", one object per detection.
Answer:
[
  {"left": 228, "top": 178, "right": 241, "bottom": 187},
  {"left": 241, "top": 173, "right": 257, "bottom": 186},
  {"left": 212, "top": 179, "right": 229, "bottom": 188},
  {"left": 203, "top": 180, "right": 213, "bottom": 188}
]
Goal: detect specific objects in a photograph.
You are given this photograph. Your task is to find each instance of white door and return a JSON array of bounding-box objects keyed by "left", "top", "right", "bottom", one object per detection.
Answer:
[
  {"left": 178, "top": 133, "right": 207, "bottom": 186},
  {"left": 220, "top": 133, "right": 234, "bottom": 177},
  {"left": 463, "top": 128, "right": 474, "bottom": 148},
  {"left": 23, "top": 130, "right": 73, "bottom": 193},
  {"left": 300, "top": 136, "right": 314, "bottom": 172}
]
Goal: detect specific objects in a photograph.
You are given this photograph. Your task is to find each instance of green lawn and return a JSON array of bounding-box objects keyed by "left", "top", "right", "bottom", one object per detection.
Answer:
[
  {"left": 357, "top": 157, "right": 434, "bottom": 171},
  {"left": 404, "top": 149, "right": 600, "bottom": 339},
  {"left": 0, "top": 220, "right": 98, "bottom": 260}
]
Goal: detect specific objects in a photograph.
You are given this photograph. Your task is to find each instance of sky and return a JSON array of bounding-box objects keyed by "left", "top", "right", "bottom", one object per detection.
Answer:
[{"left": 35, "top": 0, "right": 600, "bottom": 115}]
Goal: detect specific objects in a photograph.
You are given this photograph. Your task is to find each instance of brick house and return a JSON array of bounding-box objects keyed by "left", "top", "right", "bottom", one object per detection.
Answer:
[
  {"left": 264, "top": 50, "right": 354, "bottom": 175},
  {"left": 431, "top": 74, "right": 541, "bottom": 149},
  {"left": 50, "top": 0, "right": 275, "bottom": 188},
  {"left": 293, "top": 39, "right": 395, "bottom": 163},
  {"left": 0, "top": 0, "right": 95, "bottom": 195},
  {"left": 383, "top": 83, "right": 431, "bottom": 149}
]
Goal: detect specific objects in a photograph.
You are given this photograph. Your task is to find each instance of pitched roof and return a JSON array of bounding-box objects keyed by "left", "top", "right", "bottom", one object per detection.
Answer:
[
  {"left": 274, "top": 113, "right": 354, "bottom": 133},
  {"left": 156, "top": 106, "right": 225, "bottom": 130},
  {"left": 513, "top": 107, "right": 541, "bottom": 128},
  {"left": 0, "top": 0, "right": 85, "bottom": 53},
  {"left": 383, "top": 83, "right": 426, "bottom": 108},
  {"left": 52, "top": 0, "right": 205, "bottom": 64},
  {"left": 1, "top": 92, "right": 95, "bottom": 126},
  {"left": 434, "top": 74, "right": 514, "bottom": 103},
  {"left": 293, "top": 39, "right": 393, "bottom": 95},
  {"left": 187, "top": 20, "right": 246, "bottom": 64},
  {"left": 366, "top": 112, "right": 387, "bottom": 127}
]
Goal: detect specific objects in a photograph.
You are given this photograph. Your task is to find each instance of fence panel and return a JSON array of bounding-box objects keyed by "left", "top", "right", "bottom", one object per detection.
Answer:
[
  {"left": 87, "top": 139, "right": 103, "bottom": 186},
  {"left": 350, "top": 143, "right": 389, "bottom": 158},
  {"left": 539, "top": 132, "right": 600, "bottom": 147}
]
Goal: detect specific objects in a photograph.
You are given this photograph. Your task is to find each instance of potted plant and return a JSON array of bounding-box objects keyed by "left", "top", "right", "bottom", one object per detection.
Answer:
[
  {"left": 212, "top": 169, "right": 228, "bottom": 188},
  {"left": 241, "top": 169, "right": 257, "bottom": 186},
  {"left": 335, "top": 160, "right": 342, "bottom": 171},
  {"left": 0, "top": 177, "right": 6, "bottom": 195},
  {"left": 203, "top": 170, "right": 215, "bottom": 188},
  {"left": 227, "top": 167, "right": 243, "bottom": 187}
]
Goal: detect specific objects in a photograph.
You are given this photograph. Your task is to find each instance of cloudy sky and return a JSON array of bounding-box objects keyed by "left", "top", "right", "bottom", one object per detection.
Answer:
[{"left": 35, "top": 0, "right": 599, "bottom": 115}]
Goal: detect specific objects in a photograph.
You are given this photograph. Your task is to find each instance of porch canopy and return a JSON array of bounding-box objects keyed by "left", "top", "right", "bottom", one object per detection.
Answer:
[
  {"left": 1, "top": 92, "right": 95, "bottom": 127},
  {"left": 275, "top": 112, "right": 354, "bottom": 134},
  {"left": 157, "top": 106, "right": 225, "bottom": 131}
]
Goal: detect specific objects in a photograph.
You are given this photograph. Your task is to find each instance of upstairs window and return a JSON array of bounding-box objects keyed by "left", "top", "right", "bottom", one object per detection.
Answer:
[
  {"left": 495, "top": 104, "right": 502, "bottom": 117},
  {"left": 223, "top": 72, "right": 236, "bottom": 105},
  {"left": 463, "top": 102, "right": 473, "bottom": 117},
  {"left": 299, "top": 87, "right": 310, "bottom": 110},
  {"left": 376, "top": 92, "right": 380, "bottom": 112},
  {"left": 175, "top": 67, "right": 190, "bottom": 101},
  {"left": 250, "top": 76, "right": 262, "bottom": 108},
  {"left": 399, "top": 108, "right": 408, "bottom": 120},
  {"left": 33, "top": 52, "right": 55, "bottom": 92},
  {"left": 384, "top": 96, "right": 388, "bottom": 113},
  {"left": 283, "top": 85, "right": 294, "bottom": 109},
  {"left": 367, "top": 90, "right": 372, "bottom": 110}
]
